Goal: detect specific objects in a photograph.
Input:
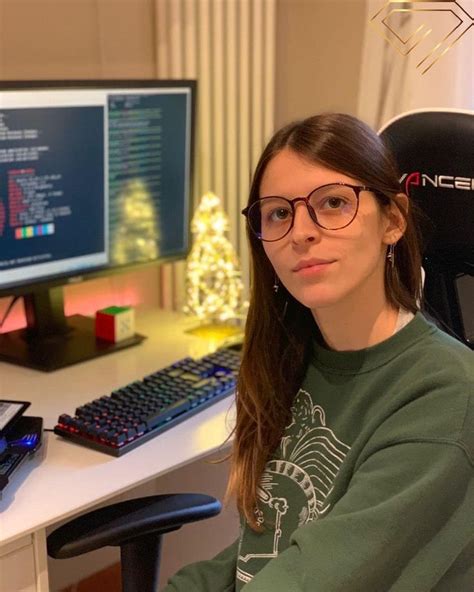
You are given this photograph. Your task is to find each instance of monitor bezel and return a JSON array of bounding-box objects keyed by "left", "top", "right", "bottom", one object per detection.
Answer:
[{"left": 0, "top": 78, "right": 197, "bottom": 298}]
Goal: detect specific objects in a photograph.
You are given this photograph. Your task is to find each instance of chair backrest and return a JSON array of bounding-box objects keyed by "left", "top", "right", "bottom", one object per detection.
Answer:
[
  {"left": 379, "top": 109, "right": 474, "bottom": 348},
  {"left": 47, "top": 493, "right": 222, "bottom": 592}
]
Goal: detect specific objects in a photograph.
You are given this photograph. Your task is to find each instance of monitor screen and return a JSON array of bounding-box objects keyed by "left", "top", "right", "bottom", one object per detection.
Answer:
[
  {"left": 0, "top": 80, "right": 194, "bottom": 294},
  {"left": 0, "top": 80, "right": 196, "bottom": 371}
]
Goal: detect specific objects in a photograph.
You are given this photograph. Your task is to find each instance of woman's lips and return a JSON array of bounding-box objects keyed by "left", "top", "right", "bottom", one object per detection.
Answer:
[{"left": 293, "top": 261, "right": 335, "bottom": 276}]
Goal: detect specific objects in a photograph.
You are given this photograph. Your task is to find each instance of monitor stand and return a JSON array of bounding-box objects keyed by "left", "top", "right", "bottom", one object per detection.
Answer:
[{"left": 0, "top": 287, "right": 145, "bottom": 372}]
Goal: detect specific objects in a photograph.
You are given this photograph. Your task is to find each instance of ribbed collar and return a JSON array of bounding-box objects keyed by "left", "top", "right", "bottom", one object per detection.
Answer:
[{"left": 311, "top": 312, "right": 436, "bottom": 375}]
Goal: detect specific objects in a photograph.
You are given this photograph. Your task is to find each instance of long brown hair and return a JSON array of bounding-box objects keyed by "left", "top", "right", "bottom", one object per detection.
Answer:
[{"left": 226, "top": 113, "right": 423, "bottom": 531}]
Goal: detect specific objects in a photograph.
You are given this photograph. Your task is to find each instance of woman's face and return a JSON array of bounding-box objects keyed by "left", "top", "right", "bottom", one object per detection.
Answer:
[{"left": 260, "top": 148, "right": 396, "bottom": 312}]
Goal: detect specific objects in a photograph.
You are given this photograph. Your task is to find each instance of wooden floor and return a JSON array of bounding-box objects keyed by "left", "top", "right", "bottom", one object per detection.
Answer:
[{"left": 60, "top": 563, "right": 121, "bottom": 592}]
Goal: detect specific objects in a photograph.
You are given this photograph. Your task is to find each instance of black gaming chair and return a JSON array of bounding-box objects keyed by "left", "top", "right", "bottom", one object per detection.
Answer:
[
  {"left": 47, "top": 492, "right": 221, "bottom": 592},
  {"left": 379, "top": 109, "right": 474, "bottom": 349}
]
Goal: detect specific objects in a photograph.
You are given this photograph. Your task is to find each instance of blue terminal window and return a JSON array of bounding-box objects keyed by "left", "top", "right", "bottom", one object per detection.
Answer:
[
  {"left": 0, "top": 105, "right": 106, "bottom": 282},
  {"left": 108, "top": 91, "right": 189, "bottom": 265}
]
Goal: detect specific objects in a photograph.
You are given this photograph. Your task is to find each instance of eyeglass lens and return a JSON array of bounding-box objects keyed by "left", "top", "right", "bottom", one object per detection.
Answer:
[{"left": 248, "top": 184, "right": 358, "bottom": 241}]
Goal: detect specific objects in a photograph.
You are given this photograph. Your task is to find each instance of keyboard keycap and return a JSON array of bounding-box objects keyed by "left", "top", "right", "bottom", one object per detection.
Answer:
[{"left": 144, "top": 396, "right": 191, "bottom": 429}]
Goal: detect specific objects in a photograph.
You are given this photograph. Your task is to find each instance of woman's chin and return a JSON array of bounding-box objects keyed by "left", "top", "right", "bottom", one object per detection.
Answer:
[{"left": 291, "top": 287, "right": 342, "bottom": 311}]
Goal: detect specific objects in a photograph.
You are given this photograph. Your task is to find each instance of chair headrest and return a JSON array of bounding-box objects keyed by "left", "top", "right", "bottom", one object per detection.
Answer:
[{"left": 379, "top": 110, "right": 474, "bottom": 267}]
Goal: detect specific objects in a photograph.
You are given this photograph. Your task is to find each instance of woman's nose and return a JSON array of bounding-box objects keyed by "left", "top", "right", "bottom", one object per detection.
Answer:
[{"left": 290, "top": 201, "right": 321, "bottom": 244}]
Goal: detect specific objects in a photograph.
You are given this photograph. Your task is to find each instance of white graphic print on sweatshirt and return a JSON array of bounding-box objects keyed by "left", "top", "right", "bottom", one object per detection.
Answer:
[{"left": 236, "top": 389, "right": 351, "bottom": 585}]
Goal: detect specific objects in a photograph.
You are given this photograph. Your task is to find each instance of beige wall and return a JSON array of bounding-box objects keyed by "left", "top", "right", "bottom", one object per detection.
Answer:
[
  {"left": 0, "top": 0, "right": 156, "bottom": 79},
  {"left": 275, "top": 0, "right": 367, "bottom": 127}
]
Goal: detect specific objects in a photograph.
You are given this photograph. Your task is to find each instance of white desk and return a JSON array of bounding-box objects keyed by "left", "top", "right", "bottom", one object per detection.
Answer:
[{"left": 0, "top": 309, "right": 236, "bottom": 592}]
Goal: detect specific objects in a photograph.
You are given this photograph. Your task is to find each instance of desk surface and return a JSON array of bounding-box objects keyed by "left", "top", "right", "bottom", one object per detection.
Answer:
[{"left": 0, "top": 309, "right": 236, "bottom": 547}]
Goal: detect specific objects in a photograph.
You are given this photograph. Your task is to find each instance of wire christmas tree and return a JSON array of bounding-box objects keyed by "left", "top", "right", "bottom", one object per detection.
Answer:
[{"left": 184, "top": 191, "right": 247, "bottom": 325}]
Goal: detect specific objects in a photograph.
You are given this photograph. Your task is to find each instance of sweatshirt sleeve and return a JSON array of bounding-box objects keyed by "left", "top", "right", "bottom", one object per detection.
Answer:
[
  {"left": 242, "top": 440, "right": 474, "bottom": 592},
  {"left": 161, "top": 536, "right": 240, "bottom": 592}
]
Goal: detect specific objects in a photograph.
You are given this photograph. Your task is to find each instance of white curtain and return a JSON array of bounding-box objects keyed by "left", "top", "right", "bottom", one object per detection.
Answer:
[
  {"left": 357, "top": 0, "right": 474, "bottom": 130},
  {"left": 154, "top": 0, "right": 277, "bottom": 311}
]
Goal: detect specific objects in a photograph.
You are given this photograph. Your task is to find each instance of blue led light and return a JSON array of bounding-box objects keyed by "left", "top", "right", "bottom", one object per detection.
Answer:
[{"left": 9, "top": 433, "right": 39, "bottom": 449}]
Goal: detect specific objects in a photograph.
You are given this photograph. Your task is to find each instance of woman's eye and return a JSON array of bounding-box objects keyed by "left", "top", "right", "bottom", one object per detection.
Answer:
[
  {"left": 322, "top": 196, "right": 345, "bottom": 209},
  {"left": 269, "top": 208, "right": 291, "bottom": 221}
]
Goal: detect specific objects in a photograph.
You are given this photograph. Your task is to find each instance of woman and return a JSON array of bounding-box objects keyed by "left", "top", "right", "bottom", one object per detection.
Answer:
[{"left": 164, "top": 113, "right": 473, "bottom": 591}]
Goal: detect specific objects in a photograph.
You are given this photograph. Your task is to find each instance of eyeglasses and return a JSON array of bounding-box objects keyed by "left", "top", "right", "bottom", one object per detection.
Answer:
[{"left": 242, "top": 183, "right": 378, "bottom": 242}]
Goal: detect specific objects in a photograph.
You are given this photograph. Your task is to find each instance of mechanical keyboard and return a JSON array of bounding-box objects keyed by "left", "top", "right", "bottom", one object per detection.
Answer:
[{"left": 54, "top": 347, "right": 240, "bottom": 456}]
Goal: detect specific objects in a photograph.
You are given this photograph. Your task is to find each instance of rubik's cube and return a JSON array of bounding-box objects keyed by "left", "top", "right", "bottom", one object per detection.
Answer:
[{"left": 95, "top": 306, "right": 135, "bottom": 343}]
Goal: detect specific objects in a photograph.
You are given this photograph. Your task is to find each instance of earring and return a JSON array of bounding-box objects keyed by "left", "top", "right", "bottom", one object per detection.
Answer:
[
  {"left": 387, "top": 243, "right": 395, "bottom": 269},
  {"left": 273, "top": 275, "right": 288, "bottom": 321},
  {"left": 273, "top": 275, "right": 280, "bottom": 293}
]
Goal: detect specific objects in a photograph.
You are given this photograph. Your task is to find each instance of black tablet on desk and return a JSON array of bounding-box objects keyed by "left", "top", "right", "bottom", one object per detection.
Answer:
[{"left": 0, "top": 400, "right": 30, "bottom": 435}]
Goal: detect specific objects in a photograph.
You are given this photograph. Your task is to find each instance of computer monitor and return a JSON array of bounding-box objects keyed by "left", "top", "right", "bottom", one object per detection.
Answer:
[{"left": 0, "top": 80, "right": 196, "bottom": 371}]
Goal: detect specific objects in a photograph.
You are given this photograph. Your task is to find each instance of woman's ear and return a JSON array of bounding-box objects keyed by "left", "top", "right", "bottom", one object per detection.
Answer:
[{"left": 383, "top": 192, "right": 408, "bottom": 245}]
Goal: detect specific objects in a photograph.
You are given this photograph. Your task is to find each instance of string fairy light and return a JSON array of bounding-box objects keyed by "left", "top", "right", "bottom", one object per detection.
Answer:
[{"left": 184, "top": 191, "right": 248, "bottom": 324}]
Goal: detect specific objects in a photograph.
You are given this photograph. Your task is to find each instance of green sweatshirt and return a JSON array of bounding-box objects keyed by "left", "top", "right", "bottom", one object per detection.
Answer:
[{"left": 163, "top": 313, "right": 474, "bottom": 591}]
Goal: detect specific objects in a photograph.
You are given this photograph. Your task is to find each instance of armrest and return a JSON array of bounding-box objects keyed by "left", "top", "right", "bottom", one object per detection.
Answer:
[{"left": 48, "top": 493, "right": 222, "bottom": 559}]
